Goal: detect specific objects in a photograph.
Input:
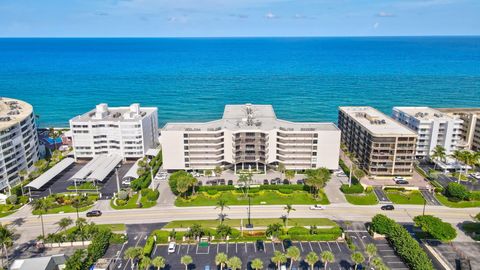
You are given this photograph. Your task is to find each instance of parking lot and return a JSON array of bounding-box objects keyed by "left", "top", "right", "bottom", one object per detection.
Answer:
[{"left": 154, "top": 240, "right": 353, "bottom": 270}]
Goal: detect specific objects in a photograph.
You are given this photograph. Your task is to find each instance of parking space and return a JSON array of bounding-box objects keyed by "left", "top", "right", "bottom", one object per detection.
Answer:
[
  {"left": 152, "top": 240, "right": 353, "bottom": 269},
  {"left": 426, "top": 240, "right": 480, "bottom": 270},
  {"left": 374, "top": 239, "right": 409, "bottom": 270}
]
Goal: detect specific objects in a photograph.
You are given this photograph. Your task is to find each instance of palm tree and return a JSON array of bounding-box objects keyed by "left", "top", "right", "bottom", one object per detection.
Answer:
[
  {"left": 305, "top": 168, "right": 331, "bottom": 198},
  {"left": 181, "top": 255, "right": 193, "bottom": 270},
  {"left": 371, "top": 256, "right": 388, "bottom": 270},
  {"left": 305, "top": 251, "right": 318, "bottom": 270},
  {"left": 18, "top": 169, "right": 28, "bottom": 181},
  {"left": 124, "top": 247, "right": 142, "bottom": 267},
  {"left": 139, "top": 256, "right": 151, "bottom": 270},
  {"left": 365, "top": 243, "right": 377, "bottom": 265},
  {"left": 251, "top": 258, "right": 264, "bottom": 270},
  {"left": 351, "top": 252, "right": 365, "bottom": 270},
  {"left": 215, "top": 198, "right": 229, "bottom": 224},
  {"left": 214, "top": 166, "right": 223, "bottom": 178},
  {"left": 215, "top": 252, "right": 228, "bottom": 270},
  {"left": 286, "top": 246, "right": 301, "bottom": 270},
  {"left": 0, "top": 224, "right": 14, "bottom": 269},
  {"left": 452, "top": 150, "right": 467, "bottom": 182},
  {"left": 271, "top": 251, "right": 287, "bottom": 269},
  {"left": 321, "top": 250, "right": 335, "bottom": 270},
  {"left": 32, "top": 198, "right": 50, "bottom": 238},
  {"left": 56, "top": 217, "right": 73, "bottom": 233},
  {"left": 285, "top": 170, "right": 295, "bottom": 183},
  {"left": 431, "top": 145, "right": 446, "bottom": 169},
  {"left": 48, "top": 127, "right": 62, "bottom": 150},
  {"left": 152, "top": 256, "right": 166, "bottom": 270},
  {"left": 283, "top": 204, "right": 295, "bottom": 227},
  {"left": 278, "top": 162, "right": 286, "bottom": 178},
  {"left": 266, "top": 223, "right": 283, "bottom": 241},
  {"left": 227, "top": 256, "right": 242, "bottom": 270}
]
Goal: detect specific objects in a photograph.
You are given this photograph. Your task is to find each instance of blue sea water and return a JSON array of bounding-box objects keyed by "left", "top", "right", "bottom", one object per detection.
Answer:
[{"left": 0, "top": 37, "right": 479, "bottom": 128}]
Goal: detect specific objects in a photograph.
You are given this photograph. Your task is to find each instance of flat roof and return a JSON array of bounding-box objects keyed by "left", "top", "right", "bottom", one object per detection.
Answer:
[
  {"left": 0, "top": 97, "right": 33, "bottom": 130},
  {"left": 70, "top": 103, "right": 156, "bottom": 123},
  {"left": 123, "top": 158, "right": 140, "bottom": 181},
  {"left": 339, "top": 106, "right": 416, "bottom": 136},
  {"left": 26, "top": 158, "right": 75, "bottom": 190},
  {"left": 437, "top": 108, "right": 480, "bottom": 114},
  {"left": 163, "top": 104, "right": 339, "bottom": 132},
  {"left": 394, "top": 107, "right": 456, "bottom": 121},
  {"left": 10, "top": 254, "right": 66, "bottom": 270},
  {"left": 71, "top": 154, "right": 121, "bottom": 182}
]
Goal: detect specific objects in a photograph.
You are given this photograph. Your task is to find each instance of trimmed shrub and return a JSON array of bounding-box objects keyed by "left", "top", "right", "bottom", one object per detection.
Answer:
[
  {"left": 206, "top": 189, "right": 218, "bottom": 195},
  {"left": 198, "top": 185, "right": 235, "bottom": 192},
  {"left": 384, "top": 187, "right": 406, "bottom": 192},
  {"left": 7, "top": 195, "right": 18, "bottom": 205},
  {"left": 117, "top": 190, "right": 128, "bottom": 200},
  {"left": 413, "top": 215, "right": 457, "bottom": 241},
  {"left": 445, "top": 182, "right": 469, "bottom": 200},
  {"left": 280, "top": 234, "right": 339, "bottom": 241},
  {"left": 146, "top": 190, "right": 160, "bottom": 201},
  {"left": 116, "top": 199, "right": 127, "bottom": 206},
  {"left": 278, "top": 188, "right": 294, "bottom": 194},
  {"left": 143, "top": 235, "right": 155, "bottom": 257},
  {"left": 287, "top": 226, "right": 310, "bottom": 235},
  {"left": 468, "top": 191, "right": 480, "bottom": 201},
  {"left": 371, "top": 214, "right": 433, "bottom": 270},
  {"left": 259, "top": 184, "right": 306, "bottom": 191},
  {"left": 340, "top": 184, "right": 364, "bottom": 194}
]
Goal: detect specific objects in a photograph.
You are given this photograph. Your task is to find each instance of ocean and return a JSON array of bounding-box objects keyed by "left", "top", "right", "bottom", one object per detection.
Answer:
[{"left": 0, "top": 37, "right": 479, "bottom": 128}]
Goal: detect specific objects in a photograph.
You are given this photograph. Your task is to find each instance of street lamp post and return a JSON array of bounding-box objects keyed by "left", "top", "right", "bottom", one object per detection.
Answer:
[{"left": 246, "top": 196, "right": 253, "bottom": 229}]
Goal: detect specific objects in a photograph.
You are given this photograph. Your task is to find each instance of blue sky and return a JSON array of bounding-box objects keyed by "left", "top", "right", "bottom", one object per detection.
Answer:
[{"left": 0, "top": 0, "right": 479, "bottom": 37}]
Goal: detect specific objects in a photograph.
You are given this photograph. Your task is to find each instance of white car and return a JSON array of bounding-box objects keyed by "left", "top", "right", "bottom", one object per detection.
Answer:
[
  {"left": 393, "top": 176, "right": 405, "bottom": 181},
  {"left": 469, "top": 172, "right": 480, "bottom": 180},
  {"left": 336, "top": 172, "right": 347, "bottom": 177},
  {"left": 168, "top": 242, "right": 176, "bottom": 253},
  {"left": 309, "top": 204, "right": 326, "bottom": 210},
  {"left": 122, "top": 179, "right": 131, "bottom": 186}
]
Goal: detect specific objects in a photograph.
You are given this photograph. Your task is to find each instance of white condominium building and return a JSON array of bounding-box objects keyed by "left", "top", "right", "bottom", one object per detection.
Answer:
[
  {"left": 0, "top": 98, "right": 39, "bottom": 190},
  {"left": 70, "top": 103, "right": 158, "bottom": 160},
  {"left": 392, "top": 107, "right": 463, "bottom": 158},
  {"left": 161, "top": 104, "right": 341, "bottom": 172},
  {"left": 437, "top": 108, "right": 480, "bottom": 151}
]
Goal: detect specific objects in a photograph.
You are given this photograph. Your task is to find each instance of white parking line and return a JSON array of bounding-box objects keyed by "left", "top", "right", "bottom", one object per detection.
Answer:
[
  {"left": 245, "top": 242, "right": 247, "bottom": 253},
  {"left": 195, "top": 244, "right": 198, "bottom": 254},
  {"left": 186, "top": 244, "right": 190, "bottom": 254},
  {"left": 235, "top": 242, "right": 238, "bottom": 253},
  {"left": 226, "top": 242, "right": 229, "bottom": 253},
  {"left": 327, "top": 241, "right": 332, "bottom": 252},
  {"left": 336, "top": 242, "right": 342, "bottom": 252},
  {"left": 272, "top": 242, "right": 276, "bottom": 252},
  {"left": 355, "top": 232, "right": 366, "bottom": 249},
  {"left": 317, "top": 242, "right": 322, "bottom": 251},
  {"left": 299, "top": 242, "right": 304, "bottom": 252},
  {"left": 217, "top": 243, "right": 219, "bottom": 253},
  {"left": 308, "top": 242, "right": 313, "bottom": 252},
  {"left": 177, "top": 243, "right": 181, "bottom": 255}
]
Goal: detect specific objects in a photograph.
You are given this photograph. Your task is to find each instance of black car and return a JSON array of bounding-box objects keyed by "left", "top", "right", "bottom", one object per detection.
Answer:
[
  {"left": 227, "top": 180, "right": 233, "bottom": 185},
  {"left": 256, "top": 240, "right": 265, "bottom": 252},
  {"left": 296, "top": 179, "right": 305, "bottom": 185},
  {"left": 381, "top": 205, "right": 395, "bottom": 211},
  {"left": 263, "top": 179, "right": 269, "bottom": 185},
  {"left": 218, "top": 179, "right": 226, "bottom": 185},
  {"left": 283, "top": 239, "right": 292, "bottom": 249},
  {"left": 395, "top": 180, "right": 409, "bottom": 185},
  {"left": 283, "top": 179, "right": 290, "bottom": 185},
  {"left": 86, "top": 210, "right": 102, "bottom": 217}
]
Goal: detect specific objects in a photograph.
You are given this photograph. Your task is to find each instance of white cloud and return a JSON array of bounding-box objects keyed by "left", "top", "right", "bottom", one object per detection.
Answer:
[
  {"left": 377, "top": 11, "right": 395, "bottom": 17},
  {"left": 373, "top": 22, "right": 379, "bottom": 29},
  {"left": 265, "top": 12, "right": 277, "bottom": 19}
]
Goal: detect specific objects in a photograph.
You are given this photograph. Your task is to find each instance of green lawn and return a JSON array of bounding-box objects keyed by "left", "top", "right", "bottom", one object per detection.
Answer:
[
  {"left": 110, "top": 193, "right": 157, "bottom": 210},
  {"left": 164, "top": 218, "right": 337, "bottom": 229},
  {"left": 345, "top": 192, "right": 378, "bottom": 205},
  {"left": 385, "top": 190, "right": 425, "bottom": 205},
  {"left": 66, "top": 182, "right": 98, "bottom": 191},
  {"left": 175, "top": 190, "right": 329, "bottom": 207},
  {"left": 97, "top": 224, "right": 127, "bottom": 232},
  {"left": 32, "top": 204, "right": 93, "bottom": 215},
  {"left": 0, "top": 204, "right": 22, "bottom": 218},
  {"left": 435, "top": 193, "right": 480, "bottom": 208}
]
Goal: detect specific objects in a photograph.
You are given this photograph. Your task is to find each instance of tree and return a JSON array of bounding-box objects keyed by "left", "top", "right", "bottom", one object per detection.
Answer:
[
  {"left": 371, "top": 257, "right": 388, "bottom": 270},
  {"left": 271, "top": 251, "right": 287, "bottom": 270},
  {"left": 33, "top": 159, "right": 48, "bottom": 172},
  {"left": 283, "top": 204, "right": 295, "bottom": 227},
  {"left": 139, "top": 256, "right": 152, "bottom": 270},
  {"left": 124, "top": 247, "right": 142, "bottom": 267},
  {"left": 266, "top": 223, "right": 283, "bottom": 240},
  {"left": 152, "top": 256, "right": 166, "bottom": 270},
  {"left": 169, "top": 171, "right": 198, "bottom": 197},
  {"left": 214, "top": 166, "right": 223, "bottom": 177},
  {"left": 216, "top": 224, "right": 232, "bottom": 240},
  {"left": 278, "top": 163, "right": 286, "bottom": 178},
  {"left": 0, "top": 224, "right": 14, "bottom": 269},
  {"left": 181, "top": 255, "right": 193, "bottom": 270},
  {"left": 227, "top": 256, "right": 242, "bottom": 270},
  {"left": 445, "top": 182, "right": 469, "bottom": 200},
  {"left": 321, "top": 251, "right": 335, "bottom": 270},
  {"left": 305, "top": 252, "right": 318, "bottom": 270},
  {"left": 365, "top": 243, "right": 377, "bottom": 265},
  {"left": 215, "top": 252, "right": 228, "bottom": 270},
  {"left": 64, "top": 249, "right": 87, "bottom": 270},
  {"left": 56, "top": 217, "right": 73, "bottom": 233},
  {"left": 452, "top": 150, "right": 468, "bottom": 182},
  {"left": 431, "top": 145, "right": 446, "bottom": 169},
  {"left": 251, "top": 258, "right": 264, "bottom": 270},
  {"left": 305, "top": 168, "right": 331, "bottom": 198},
  {"left": 286, "top": 246, "right": 301, "bottom": 270},
  {"left": 238, "top": 173, "right": 253, "bottom": 198},
  {"left": 285, "top": 170, "right": 295, "bottom": 183},
  {"left": 18, "top": 169, "right": 28, "bottom": 181},
  {"left": 205, "top": 169, "right": 213, "bottom": 178},
  {"left": 48, "top": 127, "right": 62, "bottom": 150},
  {"left": 413, "top": 215, "right": 457, "bottom": 241},
  {"left": 351, "top": 252, "right": 365, "bottom": 270},
  {"left": 32, "top": 198, "right": 50, "bottom": 238},
  {"left": 216, "top": 198, "right": 229, "bottom": 224}
]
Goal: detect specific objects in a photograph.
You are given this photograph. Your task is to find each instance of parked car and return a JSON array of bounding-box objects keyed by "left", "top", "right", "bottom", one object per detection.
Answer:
[
  {"left": 296, "top": 179, "right": 304, "bottom": 185},
  {"left": 393, "top": 176, "right": 406, "bottom": 181},
  {"left": 283, "top": 179, "right": 290, "bottom": 185},
  {"left": 381, "top": 205, "right": 395, "bottom": 211},
  {"left": 256, "top": 240, "right": 264, "bottom": 252},
  {"left": 271, "top": 178, "right": 281, "bottom": 185},
  {"left": 168, "top": 242, "right": 176, "bottom": 253},
  {"left": 309, "top": 204, "right": 326, "bottom": 210},
  {"left": 86, "top": 210, "right": 102, "bottom": 217},
  {"left": 218, "top": 179, "right": 226, "bottom": 185},
  {"left": 121, "top": 179, "right": 131, "bottom": 186},
  {"left": 395, "top": 179, "right": 409, "bottom": 185},
  {"left": 263, "top": 179, "right": 269, "bottom": 185},
  {"left": 282, "top": 239, "right": 292, "bottom": 249},
  {"left": 228, "top": 180, "right": 233, "bottom": 185},
  {"left": 204, "top": 266, "right": 211, "bottom": 270},
  {"left": 336, "top": 171, "right": 347, "bottom": 177},
  {"left": 469, "top": 172, "right": 480, "bottom": 180}
]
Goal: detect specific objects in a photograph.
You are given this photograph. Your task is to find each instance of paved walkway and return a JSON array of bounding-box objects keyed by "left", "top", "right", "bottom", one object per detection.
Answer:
[
  {"left": 324, "top": 175, "right": 347, "bottom": 204},
  {"left": 155, "top": 180, "right": 176, "bottom": 207}
]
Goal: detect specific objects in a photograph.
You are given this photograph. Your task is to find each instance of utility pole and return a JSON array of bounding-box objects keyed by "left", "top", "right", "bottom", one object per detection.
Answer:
[
  {"left": 422, "top": 197, "right": 427, "bottom": 216},
  {"left": 246, "top": 196, "right": 253, "bottom": 229},
  {"left": 115, "top": 168, "right": 120, "bottom": 194}
]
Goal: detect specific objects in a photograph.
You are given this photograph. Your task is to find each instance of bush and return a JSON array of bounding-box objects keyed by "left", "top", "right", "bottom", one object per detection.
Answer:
[
  {"left": 7, "top": 195, "right": 18, "bottom": 205},
  {"left": 116, "top": 199, "right": 127, "bottom": 206},
  {"left": 468, "top": 191, "right": 480, "bottom": 201},
  {"left": 384, "top": 187, "right": 406, "bottom": 192},
  {"left": 146, "top": 190, "right": 160, "bottom": 201},
  {"left": 445, "top": 182, "right": 469, "bottom": 200},
  {"left": 279, "top": 234, "right": 339, "bottom": 241},
  {"left": 287, "top": 226, "right": 310, "bottom": 235},
  {"left": 260, "top": 185, "right": 306, "bottom": 191},
  {"left": 413, "top": 215, "right": 457, "bottom": 241},
  {"left": 143, "top": 235, "right": 155, "bottom": 257},
  {"left": 117, "top": 191, "right": 128, "bottom": 200},
  {"left": 110, "top": 233, "right": 127, "bottom": 244},
  {"left": 206, "top": 189, "right": 218, "bottom": 195},
  {"left": 340, "top": 184, "right": 364, "bottom": 194},
  {"left": 278, "top": 188, "right": 293, "bottom": 194},
  {"left": 371, "top": 215, "right": 433, "bottom": 270},
  {"left": 198, "top": 185, "right": 235, "bottom": 192}
]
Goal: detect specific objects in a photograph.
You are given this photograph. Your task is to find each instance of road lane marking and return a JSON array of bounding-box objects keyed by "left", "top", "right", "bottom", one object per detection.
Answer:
[{"left": 327, "top": 241, "right": 332, "bottom": 251}]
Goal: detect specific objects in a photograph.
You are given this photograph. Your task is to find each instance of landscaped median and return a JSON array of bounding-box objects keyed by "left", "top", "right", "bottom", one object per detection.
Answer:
[
  {"left": 384, "top": 187, "right": 425, "bottom": 205},
  {"left": 110, "top": 188, "right": 159, "bottom": 210},
  {"left": 32, "top": 193, "right": 98, "bottom": 215},
  {"left": 434, "top": 182, "right": 480, "bottom": 208}
]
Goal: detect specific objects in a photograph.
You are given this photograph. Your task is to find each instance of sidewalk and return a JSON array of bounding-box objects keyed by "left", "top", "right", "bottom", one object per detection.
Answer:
[{"left": 324, "top": 175, "right": 347, "bottom": 204}]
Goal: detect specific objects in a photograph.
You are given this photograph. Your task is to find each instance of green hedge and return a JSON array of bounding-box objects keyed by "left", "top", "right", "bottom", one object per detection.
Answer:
[
  {"left": 340, "top": 184, "right": 364, "bottom": 194},
  {"left": 339, "top": 159, "right": 358, "bottom": 184},
  {"left": 280, "top": 234, "right": 339, "bottom": 241},
  {"left": 371, "top": 215, "right": 433, "bottom": 270},
  {"left": 143, "top": 235, "right": 155, "bottom": 257},
  {"left": 197, "top": 184, "right": 308, "bottom": 193},
  {"left": 413, "top": 215, "right": 457, "bottom": 241}
]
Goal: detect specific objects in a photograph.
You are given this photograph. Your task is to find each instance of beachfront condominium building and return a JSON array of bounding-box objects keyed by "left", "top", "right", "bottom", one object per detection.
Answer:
[
  {"left": 161, "top": 104, "right": 341, "bottom": 172},
  {"left": 437, "top": 108, "right": 480, "bottom": 151},
  {"left": 338, "top": 106, "right": 417, "bottom": 177},
  {"left": 70, "top": 103, "right": 158, "bottom": 160},
  {"left": 0, "top": 98, "right": 40, "bottom": 190},
  {"left": 392, "top": 107, "right": 464, "bottom": 159}
]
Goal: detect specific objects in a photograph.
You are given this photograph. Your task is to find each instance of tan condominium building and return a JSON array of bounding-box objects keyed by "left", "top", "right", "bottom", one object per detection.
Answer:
[
  {"left": 338, "top": 106, "right": 417, "bottom": 176},
  {"left": 437, "top": 108, "right": 480, "bottom": 151},
  {"left": 161, "top": 104, "right": 341, "bottom": 172}
]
